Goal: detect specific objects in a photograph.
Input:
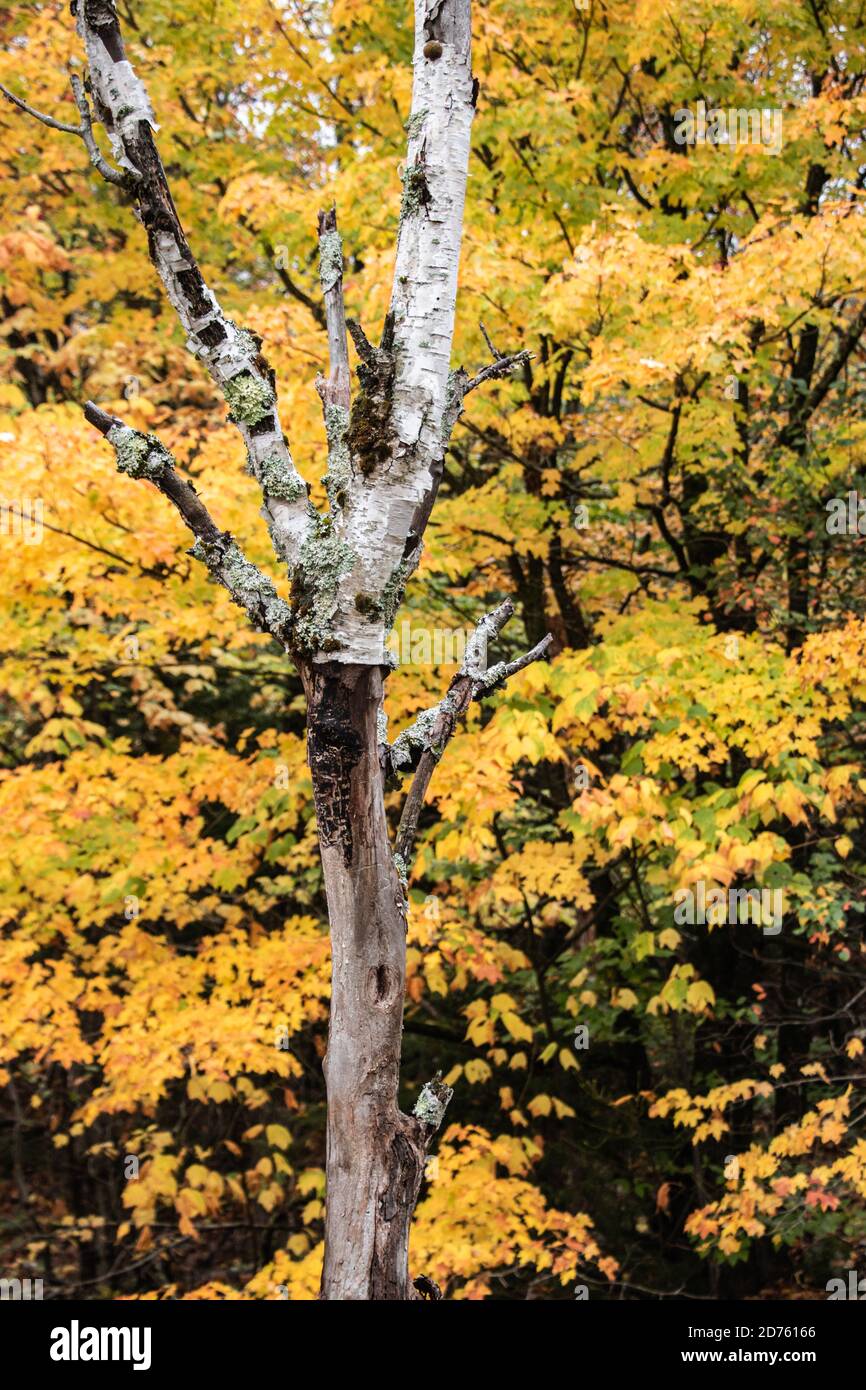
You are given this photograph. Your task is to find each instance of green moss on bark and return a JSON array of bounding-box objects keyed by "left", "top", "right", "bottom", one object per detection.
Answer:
[
  {"left": 354, "top": 591, "right": 384, "bottom": 620},
  {"left": 323, "top": 404, "right": 351, "bottom": 509},
  {"left": 400, "top": 159, "right": 432, "bottom": 221},
  {"left": 380, "top": 555, "right": 413, "bottom": 632}
]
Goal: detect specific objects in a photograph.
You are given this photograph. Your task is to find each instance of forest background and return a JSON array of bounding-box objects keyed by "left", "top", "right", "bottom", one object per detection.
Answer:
[{"left": 2, "top": 0, "right": 866, "bottom": 1300}]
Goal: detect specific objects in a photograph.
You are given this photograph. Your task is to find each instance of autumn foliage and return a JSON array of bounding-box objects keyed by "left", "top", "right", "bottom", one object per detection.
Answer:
[{"left": 2, "top": 0, "right": 866, "bottom": 1299}]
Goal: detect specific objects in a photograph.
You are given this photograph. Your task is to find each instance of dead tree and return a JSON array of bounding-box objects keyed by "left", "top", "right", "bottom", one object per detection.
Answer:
[{"left": 5, "top": 0, "right": 547, "bottom": 1299}]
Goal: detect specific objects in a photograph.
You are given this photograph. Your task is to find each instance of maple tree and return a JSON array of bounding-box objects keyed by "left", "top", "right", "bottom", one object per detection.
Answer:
[{"left": 2, "top": 0, "right": 866, "bottom": 1303}]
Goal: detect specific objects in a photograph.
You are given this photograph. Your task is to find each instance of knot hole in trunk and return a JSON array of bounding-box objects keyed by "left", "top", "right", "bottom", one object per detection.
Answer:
[{"left": 367, "top": 962, "right": 397, "bottom": 1008}]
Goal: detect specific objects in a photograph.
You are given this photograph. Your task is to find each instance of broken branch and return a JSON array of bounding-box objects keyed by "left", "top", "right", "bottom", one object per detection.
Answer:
[
  {"left": 441, "top": 323, "right": 532, "bottom": 440},
  {"left": 315, "top": 206, "right": 351, "bottom": 414},
  {"left": 315, "top": 208, "right": 352, "bottom": 516},
  {"left": 389, "top": 598, "right": 553, "bottom": 866},
  {"left": 465, "top": 348, "right": 533, "bottom": 396}
]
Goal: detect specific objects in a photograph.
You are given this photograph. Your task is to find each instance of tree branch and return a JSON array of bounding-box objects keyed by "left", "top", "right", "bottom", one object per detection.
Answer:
[
  {"left": 315, "top": 206, "right": 351, "bottom": 414},
  {"left": 442, "top": 324, "right": 532, "bottom": 440},
  {"left": 0, "top": 76, "right": 127, "bottom": 185},
  {"left": 315, "top": 207, "right": 352, "bottom": 514},
  {"left": 72, "top": 0, "right": 316, "bottom": 567},
  {"left": 388, "top": 598, "right": 552, "bottom": 867},
  {"left": 84, "top": 402, "right": 293, "bottom": 648}
]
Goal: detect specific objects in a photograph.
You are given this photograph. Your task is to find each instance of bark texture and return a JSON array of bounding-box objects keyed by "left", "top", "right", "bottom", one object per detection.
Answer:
[
  {"left": 318, "top": 0, "right": 476, "bottom": 665},
  {"left": 303, "top": 662, "right": 437, "bottom": 1300}
]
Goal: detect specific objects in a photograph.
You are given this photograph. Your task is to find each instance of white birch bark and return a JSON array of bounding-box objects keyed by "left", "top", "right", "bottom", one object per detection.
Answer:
[{"left": 318, "top": 0, "right": 475, "bottom": 666}]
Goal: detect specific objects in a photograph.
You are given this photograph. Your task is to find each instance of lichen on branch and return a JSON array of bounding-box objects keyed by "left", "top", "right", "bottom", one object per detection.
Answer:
[
  {"left": 190, "top": 536, "right": 293, "bottom": 646},
  {"left": 290, "top": 517, "right": 358, "bottom": 655},
  {"left": 223, "top": 371, "right": 275, "bottom": 427},
  {"left": 107, "top": 424, "right": 172, "bottom": 480},
  {"left": 90, "top": 406, "right": 294, "bottom": 650}
]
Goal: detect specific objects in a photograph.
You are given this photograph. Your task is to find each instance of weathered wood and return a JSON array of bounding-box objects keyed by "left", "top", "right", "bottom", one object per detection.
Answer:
[{"left": 303, "top": 661, "right": 435, "bottom": 1300}]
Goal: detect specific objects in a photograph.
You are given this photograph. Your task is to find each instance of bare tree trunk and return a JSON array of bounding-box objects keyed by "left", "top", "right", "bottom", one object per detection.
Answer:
[
  {"left": 303, "top": 662, "right": 427, "bottom": 1300},
  {"left": 305, "top": 0, "right": 478, "bottom": 1298},
  {"left": 304, "top": 607, "right": 550, "bottom": 1298}
]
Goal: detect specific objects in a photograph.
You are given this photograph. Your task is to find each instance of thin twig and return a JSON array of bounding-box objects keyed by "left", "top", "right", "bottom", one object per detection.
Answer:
[
  {"left": 0, "top": 77, "right": 128, "bottom": 185},
  {"left": 0, "top": 80, "right": 80, "bottom": 134}
]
